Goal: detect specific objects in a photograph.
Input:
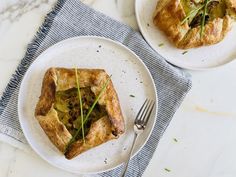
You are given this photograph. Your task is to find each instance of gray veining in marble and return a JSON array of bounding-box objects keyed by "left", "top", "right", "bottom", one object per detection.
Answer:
[{"left": 0, "top": 0, "right": 55, "bottom": 23}]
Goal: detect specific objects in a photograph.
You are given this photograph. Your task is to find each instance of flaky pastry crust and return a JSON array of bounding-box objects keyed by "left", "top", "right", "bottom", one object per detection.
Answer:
[
  {"left": 35, "top": 68, "right": 124, "bottom": 159},
  {"left": 153, "top": 0, "right": 236, "bottom": 49}
]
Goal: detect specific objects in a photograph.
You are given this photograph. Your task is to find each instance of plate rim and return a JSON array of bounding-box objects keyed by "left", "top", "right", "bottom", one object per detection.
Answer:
[
  {"left": 134, "top": 0, "right": 235, "bottom": 70},
  {"left": 18, "top": 36, "right": 158, "bottom": 174}
]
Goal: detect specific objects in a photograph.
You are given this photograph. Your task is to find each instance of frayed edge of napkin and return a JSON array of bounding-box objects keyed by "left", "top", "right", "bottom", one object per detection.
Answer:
[{"left": 0, "top": 0, "right": 67, "bottom": 116}]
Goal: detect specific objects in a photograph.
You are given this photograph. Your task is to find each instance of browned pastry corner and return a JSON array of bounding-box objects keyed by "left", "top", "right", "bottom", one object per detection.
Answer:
[
  {"left": 35, "top": 68, "right": 125, "bottom": 159},
  {"left": 153, "top": 0, "right": 236, "bottom": 49}
]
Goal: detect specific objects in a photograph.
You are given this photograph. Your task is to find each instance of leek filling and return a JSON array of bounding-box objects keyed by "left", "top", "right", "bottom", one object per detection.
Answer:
[
  {"left": 180, "top": 0, "right": 227, "bottom": 28},
  {"left": 54, "top": 87, "right": 107, "bottom": 140}
]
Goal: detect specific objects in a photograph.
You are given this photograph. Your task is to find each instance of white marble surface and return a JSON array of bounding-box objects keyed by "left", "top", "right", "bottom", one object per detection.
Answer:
[{"left": 1, "top": 0, "right": 236, "bottom": 177}]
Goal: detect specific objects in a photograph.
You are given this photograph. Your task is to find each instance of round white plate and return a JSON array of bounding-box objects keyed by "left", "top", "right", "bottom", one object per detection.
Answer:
[
  {"left": 135, "top": 0, "right": 236, "bottom": 70},
  {"left": 18, "top": 36, "right": 157, "bottom": 174}
]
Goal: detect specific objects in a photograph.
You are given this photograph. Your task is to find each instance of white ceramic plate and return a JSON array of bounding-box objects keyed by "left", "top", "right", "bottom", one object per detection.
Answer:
[
  {"left": 135, "top": 0, "right": 236, "bottom": 70},
  {"left": 18, "top": 36, "right": 157, "bottom": 174}
]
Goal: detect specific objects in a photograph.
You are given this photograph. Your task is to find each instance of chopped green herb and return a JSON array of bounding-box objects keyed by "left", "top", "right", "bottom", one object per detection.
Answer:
[
  {"left": 158, "top": 43, "right": 164, "bottom": 47},
  {"left": 164, "top": 168, "right": 171, "bottom": 172},
  {"left": 173, "top": 138, "right": 178, "bottom": 142},
  {"left": 130, "top": 95, "right": 135, "bottom": 97},
  {"left": 147, "top": 23, "right": 150, "bottom": 27},
  {"left": 182, "top": 51, "right": 188, "bottom": 55}
]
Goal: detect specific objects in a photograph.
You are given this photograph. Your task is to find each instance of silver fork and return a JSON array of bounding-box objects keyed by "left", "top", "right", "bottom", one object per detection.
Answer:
[{"left": 121, "top": 99, "right": 155, "bottom": 177}]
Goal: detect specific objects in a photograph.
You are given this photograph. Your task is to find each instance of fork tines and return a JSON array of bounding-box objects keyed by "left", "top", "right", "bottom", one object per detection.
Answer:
[{"left": 135, "top": 99, "right": 155, "bottom": 128}]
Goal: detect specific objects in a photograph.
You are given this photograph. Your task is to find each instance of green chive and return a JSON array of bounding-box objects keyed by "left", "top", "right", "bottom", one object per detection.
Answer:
[
  {"left": 65, "top": 75, "right": 111, "bottom": 153},
  {"left": 181, "top": 0, "right": 215, "bottom": 38},
  {"left": 158, "top": 43, "right": 164, "bottom": 47},
  {"left": 181, "top": 4, "right": 205, "bottom": 25},
  {"left": 75, "top": 68, "right": 85, "bottom": 144},
  {"left": 130, "top": 95, "right": 135, "bottom": 97},
  {"left": 173, "top": 138, "right": 178, "bottom": 142},
  {"left": 200, "top": 0, "right": 209, "bottom": 38},
  {"left": 182, "top": 51, "right": 188, "bottom": 55},
  {"left": 80, "top": 76, "right": 111, "bottom": 128}
]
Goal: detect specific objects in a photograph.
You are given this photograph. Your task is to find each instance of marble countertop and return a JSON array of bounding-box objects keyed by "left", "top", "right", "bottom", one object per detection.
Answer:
[{"left": 1, "top": 0, "right": 236, "bottom": 177}]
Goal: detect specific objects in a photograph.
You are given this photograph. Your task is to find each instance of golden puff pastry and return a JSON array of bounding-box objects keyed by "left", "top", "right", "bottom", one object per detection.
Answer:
[
  {"left": 153, "top": 0, "right": 236, "bottom": 49},
  {"left": 35, "top": 68, "right": 125, "bottom": 159}
]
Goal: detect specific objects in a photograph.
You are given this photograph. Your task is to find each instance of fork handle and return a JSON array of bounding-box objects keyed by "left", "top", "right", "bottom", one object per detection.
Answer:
[{"left": 121, "top": 132, "right": 138, "bottom": 177}]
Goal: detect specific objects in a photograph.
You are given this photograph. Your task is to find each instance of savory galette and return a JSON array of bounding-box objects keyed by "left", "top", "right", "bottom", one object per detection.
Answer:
[
  {"left": 35, "top": 68, "right": 124, "bottom": 159},
  {"left": 153, "top": 0, "right": 236, "bottom": 49}
]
